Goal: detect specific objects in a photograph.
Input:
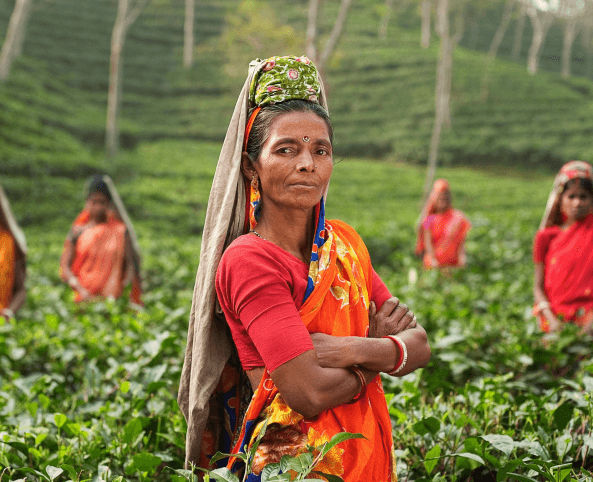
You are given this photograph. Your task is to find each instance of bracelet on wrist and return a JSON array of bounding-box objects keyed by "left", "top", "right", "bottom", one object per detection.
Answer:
[
  {"left": 347, "top": 366, "right": 367, "bottom": 404},
  {"left": 1, "top": 308, "right": 15, "bottom": 320},
  {"left": 533, "top": 300, "right": 550, "bottom": 316},
  {"left": 384, "top": 335, "right": 408, "bottom": 375}
]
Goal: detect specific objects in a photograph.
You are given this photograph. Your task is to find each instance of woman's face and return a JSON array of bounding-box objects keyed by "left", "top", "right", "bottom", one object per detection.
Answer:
[
  {"left": 87, "top": 191, "right": 109, "bottom": 222},
  {"left": 434, "top": 191, "right": 451, "bottom": 213},
  {"left": 561, "top": 183, "right": 593, "bottom": 223},
  {"left": 253, "top": 111, "right": 333, "bottom": 212}
]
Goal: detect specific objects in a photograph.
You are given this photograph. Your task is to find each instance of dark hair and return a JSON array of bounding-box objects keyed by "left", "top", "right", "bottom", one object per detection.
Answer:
[
  {"left": 87, "top": 175, "right": 111, "bottom": 201},
  {"left": 563, "top": 177, "right": 593, "bottom": 197},
  {"left": 245, "top": 99, "right": 333, "bottom": 163}
]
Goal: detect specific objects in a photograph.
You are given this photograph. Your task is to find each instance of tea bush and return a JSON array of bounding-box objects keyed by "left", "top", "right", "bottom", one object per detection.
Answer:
[{"left": 1, "top": 140, "right": 592, "bottom": 481}]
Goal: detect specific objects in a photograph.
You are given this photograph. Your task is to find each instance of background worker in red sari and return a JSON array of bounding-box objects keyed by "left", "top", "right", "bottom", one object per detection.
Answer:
[
  {"left": 178, "top": 56, "right": 431, "bottom": 481},
  {"left": 533, "top": 161, "right": 593, "bottom": 335},
  {"left": 60, "top": 175, "right": 142, "bottom": 305},
  {"left": 0, "top": 185, "right": 27, "bottom": 321},
  {"left": 415, "top": 179, "right": 471, "bottom": 270}
]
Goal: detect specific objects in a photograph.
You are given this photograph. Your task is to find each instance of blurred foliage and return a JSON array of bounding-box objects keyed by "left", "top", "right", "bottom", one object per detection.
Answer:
[{"left": 218, "top": 0, "right": 302, "bottom": 79}]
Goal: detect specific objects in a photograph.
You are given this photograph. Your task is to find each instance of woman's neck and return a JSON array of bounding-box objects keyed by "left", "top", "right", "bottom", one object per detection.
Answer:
[{"left": 253, "top": 205, "right": 315, "bottom": 264}]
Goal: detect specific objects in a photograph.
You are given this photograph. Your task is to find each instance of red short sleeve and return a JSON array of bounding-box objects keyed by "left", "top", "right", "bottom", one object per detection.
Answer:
[
  {"left": 371, "top": 269, "right": 391, "bottom": 309},
  {"left": 216, "top": 237, "right": 314, "bottom": 373},
  {"left": 533, "top": 227, "right": 560, "bottom": 264}
]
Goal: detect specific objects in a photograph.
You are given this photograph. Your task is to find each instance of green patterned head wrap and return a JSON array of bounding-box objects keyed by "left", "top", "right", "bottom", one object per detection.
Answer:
[{"left": 249, "top": 55, "right": 321, "bottom": 107}]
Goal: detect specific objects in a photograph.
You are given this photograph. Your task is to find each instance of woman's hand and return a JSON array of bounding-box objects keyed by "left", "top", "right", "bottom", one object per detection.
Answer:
[
  {"left": 368, "top": 297, "right": 416, "bottom": 338},
  {"left": 310, "top": 333, "right": 356, "bottom": 369}
]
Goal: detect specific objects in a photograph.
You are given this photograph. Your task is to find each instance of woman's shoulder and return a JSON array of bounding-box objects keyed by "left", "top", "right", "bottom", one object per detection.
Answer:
[{"left": 220, "top": 234, "right": 301, "bottom": 270}]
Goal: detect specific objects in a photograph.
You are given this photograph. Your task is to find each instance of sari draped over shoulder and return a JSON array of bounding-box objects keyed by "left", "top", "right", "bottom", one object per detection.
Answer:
[
  {"left": 534, "top": 214, "right": 593, "bottom": 332},
  {"left": 415, "top": 180, "right": 471, "bottom": 269},
  {"left": 226, "top": 215, "right": 395, "bottom": 482},
  {"left": 0, "top": 228, "right": 16, "bottom": 310},
  {"left": 67, "top": 209, "right": 128, "bottom": 302},
  {"left": 534, "top": 161, "right": 593, "bottom": 332},
  {"left": 0, "top": 186, "right": 27, "bottom": 311},
  {"left": 62, "top": 175, "right": 142, "bottom": 305},
  {"left": 419, "top": 208, "right": 471, "bottom": 269}
]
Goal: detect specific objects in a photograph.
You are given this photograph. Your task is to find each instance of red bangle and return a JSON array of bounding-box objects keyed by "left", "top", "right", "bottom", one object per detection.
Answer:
[
  {"left": 384, "top": 335, "right": 407, "bottom": 375},
  {"left": 347, "top": 366, "right": 367, "bottom": 404}
]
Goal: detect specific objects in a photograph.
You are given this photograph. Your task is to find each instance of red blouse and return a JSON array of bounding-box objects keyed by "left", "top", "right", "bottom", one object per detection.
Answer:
[{"left": 216, "top": 234, "right": 392, "bottom": 373}]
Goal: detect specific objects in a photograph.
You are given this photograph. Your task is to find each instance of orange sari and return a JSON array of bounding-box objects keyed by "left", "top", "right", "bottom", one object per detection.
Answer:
[
  {"left": 0, "top": 228, "right": 15, "bottom": 310},
  {"left": 227, "top": 220, "right": 395, "bottom": 482},
  {"left": 64, "top": 209, "right": 141, "bottom": 303}
]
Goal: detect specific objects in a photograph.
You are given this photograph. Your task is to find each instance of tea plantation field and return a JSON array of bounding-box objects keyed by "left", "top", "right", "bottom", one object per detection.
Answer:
[{"left": 1, "top": 139, "right": 592, "bottom": 481}]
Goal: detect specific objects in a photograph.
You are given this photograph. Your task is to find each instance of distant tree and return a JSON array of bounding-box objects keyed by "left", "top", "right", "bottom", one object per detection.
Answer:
[
  {"left": 106, "top": 0, "right": 150, "bottom": 159},
  {"left": 512, "top": 2, "right": 527, "bottom": 59},
  {"left": 378, "top": 0, "right": 395, "bottom": 41},
  {"left": 307, "top": 0, "right": 354, "bottom": 78},
  {"left": 488, "top": 0, "right": 516, "bottom": 58},
  {"left": 581, "top": 1, "right": 593, "bottom": 77},
  {"left": 183, "top": 0, "right": 195, "bottom": 68},
  {"left": 306, "top": 0, "right": 320, "bottom": 58},
  {"left": 481, "top": 0, "right": 516, "bottom": 99},
  {"left": 423, "top": 0, "right": 467, "bottom": 200},
  {"left": 524, "top": 0, "right": 554, "bottom": 74},
  {"left": 558, "top": 0, "right": 582, "bottom": 78},
  {"left": 421, "top": 0, "right": 431, "bottom": 47},
  {"left": 0, "top": 0, "right": 33, "bottom": 81},
  {"left": 219, "top": 0, "right": 300, "bottom": 78}
]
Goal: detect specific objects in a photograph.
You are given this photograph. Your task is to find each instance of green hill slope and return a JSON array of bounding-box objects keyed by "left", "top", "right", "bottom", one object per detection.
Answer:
[{"left": 1, "top": 0, "right": 593, "bottom": 173}]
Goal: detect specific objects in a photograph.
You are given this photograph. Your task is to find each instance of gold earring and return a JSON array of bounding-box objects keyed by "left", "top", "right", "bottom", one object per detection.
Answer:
[{"left": 251, "top": 173, "right": 259, "bottom": 192}]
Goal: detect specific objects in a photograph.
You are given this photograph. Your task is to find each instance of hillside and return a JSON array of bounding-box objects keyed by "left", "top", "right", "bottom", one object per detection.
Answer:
[{"left": 1, "top": 0, "right": 593, "bottom": 174}]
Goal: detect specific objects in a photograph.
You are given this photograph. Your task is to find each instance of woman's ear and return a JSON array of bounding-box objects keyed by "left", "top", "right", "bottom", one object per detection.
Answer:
[{"left": 241, "top": 152, "right": 256, "bottom": 181}]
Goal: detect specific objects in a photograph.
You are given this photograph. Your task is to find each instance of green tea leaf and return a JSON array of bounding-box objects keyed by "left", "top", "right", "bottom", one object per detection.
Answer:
[
  {"left": 60, "top": 464, "right": 79, "bottom": 481},
  {"left": 283, "top": 452, "right": 314, "bottom": 473},
  {"left": 209, "top": 467, "right": 240, "bottom": 482},
  {"left": 54, "top": 413, "right": 67, "bottom": 428},
  {"left": 319, "top": 432, "right": 365, "bottom": 457},
  {"left": 46, "top": 466, "right": 63, "bottom": 481},
  {"left": 454, "top": 453, "right": 485, "bottom": 465},
  {"left": 261, "top": 462, "right": 281, "bottom": 482},
  {"left": 413, "top": 417, "right": 440, "bottom": 436},
  {"left": 498, "top": 460, "right": 524, "bottom": 482},
  {"left": 123, "top": 418, "right": 143, "bottom": 445},
  {"left": 507, "top": 473, "right": 540, "bottom": 482},
  {"left": 311, "top": 472, "right": 346, "bottom": 482},
  {"left": 132, "top": 452, "right": 162, "bottom": 472},
  {"left": 553, "top": 402, "right": 574, "bottom": 432},
  {"left": 209, "top": 451, "right": 232, "bottom": 466},
  {"left": 424, "top": 444, "right": 441, "bottom": 474},
  {"left": 480, "top": 434, "right": 514, "bottom": 457}
]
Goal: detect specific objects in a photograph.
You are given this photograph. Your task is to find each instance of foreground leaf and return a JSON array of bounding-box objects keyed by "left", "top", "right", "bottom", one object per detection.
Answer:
[{"left": 424, "top": 444, "right": 441, "bottom": 475}]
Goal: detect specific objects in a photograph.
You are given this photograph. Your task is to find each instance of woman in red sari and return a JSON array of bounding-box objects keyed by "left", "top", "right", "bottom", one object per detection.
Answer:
[
  {"left": 415, "top": 179, "right": 471, "bottom": 270},
  {"left": 533, "top": 160, "right": 593, "bottom": 334},
  {"left": 0, "top": 185, "right": 27, "bottom": 321},
  {"left": 178, "top": 56, "right": 431, "bottom": 482},
  {"left": 60, "top": 175, "right": 142, "bottom": 305}
]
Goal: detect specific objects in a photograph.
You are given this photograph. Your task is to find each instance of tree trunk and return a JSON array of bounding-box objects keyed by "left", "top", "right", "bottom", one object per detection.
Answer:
[
  {"left": 106, "top": 0, "right": 149, "bottom": 159},
  {"left": 183, "top": 0, "right": 194, "bottom": 68},
  {"left": 561, "top": 17, "right": 578, "bottom": 78},
  {"left": 421, "top": 0, "right": 431, "bottom": 48},
  {"left": 512, "top": 4, "right": 526, "bottom": 60},
  {"left": 526, "top": 9, "right": 553, "bottom": 75},
  {"left": 481, "top": 0, "right": 515, "bottom": 100},
  {"left": 582, "top": 21, "right": 593, "bottom": 78},
  {"left": 489, "top": 0, "right": 515, "bottom": 58},
  {"left": 424, "top": 0, "right": 449, "bottom": 200},
  {"left": 317, "top": 0, "right": 353, "bottom": 71},
  {"left": 306, "top": 0, "right": 320, "bottom": 61},
  {"left": 0, "top": 0, "right": 33, "bottom": 82},
  {"left": 379, "top": 0, "right": 394, "bottom": 41}
]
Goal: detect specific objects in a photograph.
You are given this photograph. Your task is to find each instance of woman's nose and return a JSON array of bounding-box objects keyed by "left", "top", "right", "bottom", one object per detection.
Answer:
[{"left": 296, "top": 151, "right": 315, "bottom": 172}]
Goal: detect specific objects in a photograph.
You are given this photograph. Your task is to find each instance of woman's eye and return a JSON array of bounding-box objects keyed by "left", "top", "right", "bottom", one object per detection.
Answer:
[
  {"left": 278, "top": 147, "right": 291, "bottom": 154},
  {"left": 317, "top": 149, "right": 328, "bottom": 155}
]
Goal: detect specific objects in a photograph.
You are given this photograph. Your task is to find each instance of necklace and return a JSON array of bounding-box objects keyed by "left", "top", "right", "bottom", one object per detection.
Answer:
[{"left": 249, "top": 229, "right": 266, "bottom": 240}]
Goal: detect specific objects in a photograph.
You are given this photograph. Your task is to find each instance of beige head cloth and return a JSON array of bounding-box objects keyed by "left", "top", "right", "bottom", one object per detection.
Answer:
[
  {"left": 177, "top": 58, "right": 329, "bottom": 467},
  {"left": 0, "top": 185, "right": 27, "bottom": 257}
]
